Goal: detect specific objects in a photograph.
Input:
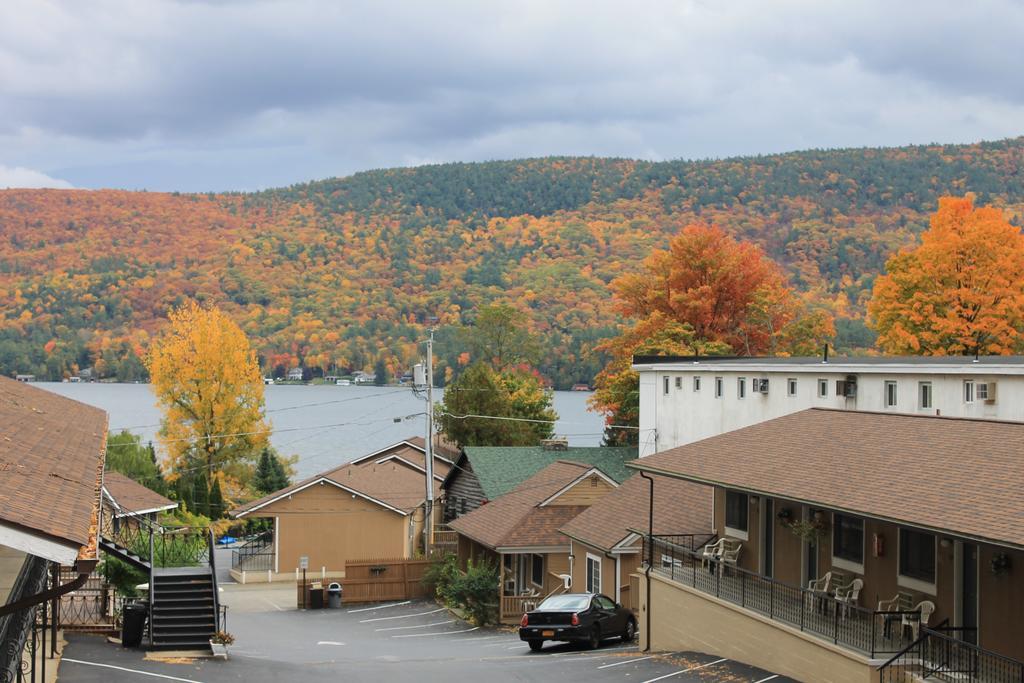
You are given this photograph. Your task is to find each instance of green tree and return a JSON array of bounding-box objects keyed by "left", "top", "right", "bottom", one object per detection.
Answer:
[
  {"left": 461, "top": 304, "right": 541, "bottom": 371},
  {"left": 105, "top": 430, "right": 167, "bottom": 494},
  {"left": 208, "top": 476, "right": 225, "bottom": 519},
  {"left": 373, "top": 357, "right": 388, "bottom": 386},
  {"left": 253, "top": 447, "right": 290, "bottom": 494},
  {"left": 437, "top": 362, "right": 556, "bottom": 447}
]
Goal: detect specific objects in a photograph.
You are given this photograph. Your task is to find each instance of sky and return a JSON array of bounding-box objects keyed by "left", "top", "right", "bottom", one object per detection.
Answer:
[{"left": 1, "top": 0, "right": 1022, "bottom": 192}]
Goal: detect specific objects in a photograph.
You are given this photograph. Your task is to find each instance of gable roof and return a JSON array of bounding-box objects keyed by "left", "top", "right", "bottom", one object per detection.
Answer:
[
  {"left": 631, "top": 408, "right": 1024, "bottom": 550},
  {"left": 348, "top": 435, "right": 458, "bottom": 467},
  {"left": 103, "top": 471, "right": 178, "bottom": 517},
  {"left": 370, "top": 445, "right": 453, "bottom": 480},
  {"left": 231, "top": 458, "right": 440, "bottom": 518},
  {"left": 448, "top": 460, "right": 614, "bottom": 550},
  {"left": 444, "top": 446, "right": 637, "bottom": 501},
  {"left": 0, "top": 378, "right": 108, "bottom": 564},
  {"left": 560, "top": 473, "right": 713, "bottom": 552}
]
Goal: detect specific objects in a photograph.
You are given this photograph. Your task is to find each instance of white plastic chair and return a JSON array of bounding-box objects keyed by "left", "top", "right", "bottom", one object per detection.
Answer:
[
  {"left": 718, "top": 542, "right": 742, "bottom": 576},
  {"left": 805, "top": 571, "right": 833, "bottom": 612},
  {"left": 903, "top": 600, "right": 935, "bottom": 640},
  {"left": 834, "top": 578, "right": 863, "bottom": 618},
  {"left": 701, "top": 539, "right": 725, "bottom": 570}
]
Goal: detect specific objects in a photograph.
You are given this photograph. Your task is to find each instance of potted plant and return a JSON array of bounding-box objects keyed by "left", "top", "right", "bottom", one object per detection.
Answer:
[
  {"left": 991, "top": 553, "right": 1012, "bottom": 576},
  {"left": 210, "top": 631, "right": 234, "bottom": 659},
  {"left": 786, "top": 518, "right": 828, "bottom": 544}
]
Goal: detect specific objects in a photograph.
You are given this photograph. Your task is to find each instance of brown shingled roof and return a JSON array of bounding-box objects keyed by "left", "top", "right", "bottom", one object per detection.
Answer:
[
  {"left": 0, "top": 377, "right": 107, "bottom": 558},
  {"left": 448, "top": 460, "right": 612, "bottom": 550},
  {"left": 104, "top": 471, "right": 177, "bottom": 516},
  {"left": 632, "top": 408, "right": 1024, "bottom": 550},
  {"left": 560, "top": 474, "right": 713, "bottom": 552}
]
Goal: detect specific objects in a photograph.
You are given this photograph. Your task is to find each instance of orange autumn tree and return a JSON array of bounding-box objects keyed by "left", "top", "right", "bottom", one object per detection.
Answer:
[
  {"left": 868, "top": 196, "right": 1024, "bottom": 355},
  {"left": 591, "top": 224, "right": 834, "bottom": 445}
]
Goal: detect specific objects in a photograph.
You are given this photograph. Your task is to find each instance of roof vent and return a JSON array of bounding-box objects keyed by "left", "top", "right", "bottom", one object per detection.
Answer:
[{"left": 541, "top": 437, "right": 569, "bottom": 451}]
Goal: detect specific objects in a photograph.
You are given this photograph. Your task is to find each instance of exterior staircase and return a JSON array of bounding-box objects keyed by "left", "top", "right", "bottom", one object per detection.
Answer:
[{"left": 100, "top": 512, "right": 221, "bottom": 651}]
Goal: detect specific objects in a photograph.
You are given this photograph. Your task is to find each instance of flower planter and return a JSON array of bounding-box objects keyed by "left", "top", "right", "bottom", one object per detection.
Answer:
[{"left": 210, "top": 640, "right": 229, "bottom": 659}]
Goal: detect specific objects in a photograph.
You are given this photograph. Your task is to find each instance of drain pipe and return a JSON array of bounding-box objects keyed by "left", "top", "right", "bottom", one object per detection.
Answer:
[{"left": 640, "top": 471, "right": 654, "bottom": 652}]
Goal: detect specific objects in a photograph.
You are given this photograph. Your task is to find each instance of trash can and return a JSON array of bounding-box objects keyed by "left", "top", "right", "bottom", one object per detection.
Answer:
[
  {"left": 327, "top": 583, "right": 342, "bottom": 608},
  {"left": 121, "top": 602, "right": 148, "bottom": 648},
  {"left": 308, "top": 585, "right": 324, "bottom": 609}
]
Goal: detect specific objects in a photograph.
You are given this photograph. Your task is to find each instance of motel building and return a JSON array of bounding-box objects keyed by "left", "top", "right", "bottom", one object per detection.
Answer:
[{"left": 630, "top": 408, "right": 1024, "bottom": 683}]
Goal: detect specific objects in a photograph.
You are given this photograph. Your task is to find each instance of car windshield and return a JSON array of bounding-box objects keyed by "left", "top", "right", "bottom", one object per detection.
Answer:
[{"left": 537, "top": 595, "right": 590, "bottom": 611}]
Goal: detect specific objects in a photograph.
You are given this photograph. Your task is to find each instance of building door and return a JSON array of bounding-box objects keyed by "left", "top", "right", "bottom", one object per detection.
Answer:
[
  {"left": 762, "top": 499, "right": 774, "bottom": 578},
  {"left": 961, "top": 542, "right": 978, "bottom": 644},
  {"left": 803, "top": 508, "right": 818, "bottom": 582}
]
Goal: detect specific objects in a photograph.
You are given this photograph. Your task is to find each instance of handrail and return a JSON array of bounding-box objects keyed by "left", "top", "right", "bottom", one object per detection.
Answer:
[
  {"left": 208, "top": 528, "right": 221, "bottom": 634},
  {"left": 877, "top": 623, "right": 1024, "bottom": 681}
]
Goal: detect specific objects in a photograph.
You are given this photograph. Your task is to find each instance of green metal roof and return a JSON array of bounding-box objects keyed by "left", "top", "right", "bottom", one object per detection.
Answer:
[{"left": 460, "top": 446, "right": 638, "bottom": 500}]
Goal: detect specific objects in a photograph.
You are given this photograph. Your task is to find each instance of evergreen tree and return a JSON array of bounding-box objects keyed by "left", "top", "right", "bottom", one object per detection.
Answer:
[
  {"left": 194, "top": 470, "right": 211, "bottom": 517},
  {"left": 373, "top": 357, "right": 388, "bottom": 386},
  {"left": 208, "top": 477, "right": 225, "bottom": 519},
  {"left": 105, "top": 430, "right": 167, "bottom": 492},
  {"left": 253, "top": 447, "right": 290, "bottom": 494}
]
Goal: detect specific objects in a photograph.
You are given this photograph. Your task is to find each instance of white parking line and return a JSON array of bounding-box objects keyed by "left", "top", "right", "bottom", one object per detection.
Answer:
[
  {"left": 463, "top": 634, "right": 505, "bottom": 641},
  {"left": 317, "top": 640, "right": 345, "bottom": 646},
  {"left": 597, "top": 655, "right": 655, "bottom": 669},
  {"left": 347, "top": 600, "right": 411, "bottom": 613},
  {"left": 359, "top": 607, "right": 446, "bottom": 623},
  {"left": 753, "top": 676, "right": 779, "bottom": 683},
  {"left": 260, "top": 597, "right": 286, "bottom": 611},
  {"left": 375, "top": 620, "right": 454, "bottom": 632},
  {"left": 391, "top": 626, "right": 479, "bottom": 638},
  {"left": 640, "top": 657, "right": 728, "bottom": 683},
  {"left": 506, "top": 644, "right": 529, "bottom": 649},
  {"left": 62, "top": 658, "right": 204, "bottom": 683}
]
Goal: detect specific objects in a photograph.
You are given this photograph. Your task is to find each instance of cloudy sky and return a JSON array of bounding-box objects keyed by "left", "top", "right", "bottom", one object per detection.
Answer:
[{"left": 1, "top": 0, "right": 1022, "bottom": 192}]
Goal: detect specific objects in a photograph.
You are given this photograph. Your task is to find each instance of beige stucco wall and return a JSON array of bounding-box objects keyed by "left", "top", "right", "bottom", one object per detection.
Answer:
[
  {"left": 640, "top": 571, "right": 874, "bottom": 683},
  {"left": 978, "top": 545, "right": 1024, "bottom": 660},
  {"left": 253, "top": 484, "right": 412, "bottom": 573},
  {"left": 0, "top": 544, "right": 28, "bottom": 602}
]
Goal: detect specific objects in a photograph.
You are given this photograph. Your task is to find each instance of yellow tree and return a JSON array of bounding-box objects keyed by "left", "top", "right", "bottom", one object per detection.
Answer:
[
  {"left": 868, "top": 196, "right": 1024, "bottom": 355},
  {"left": 148, "top": 300, "right": 269, "bottom": 480}
]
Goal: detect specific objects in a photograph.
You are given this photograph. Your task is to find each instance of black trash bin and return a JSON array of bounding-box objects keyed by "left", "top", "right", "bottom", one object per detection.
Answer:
[
  {"left": 327, "top": 583, "right": 342, "bottom": 608},
  {"left": 122, "top": 602, "right": 148, "bottom": 648},
  {"left": 308, "top": 585, "right": 324, "bottom": 609}
]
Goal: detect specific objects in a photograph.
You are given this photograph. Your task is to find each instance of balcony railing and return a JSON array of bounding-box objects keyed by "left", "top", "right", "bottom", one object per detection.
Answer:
[
  {"left": 231, "top": 531, "right": 274, "bottom": 571},
  {"left": 878, "top": 622, "right": 1024, "bottom": 682},
  {"left": 644, "top": 535, "right": 922, "bottom": 659},
  {"left": 500, "top": 594, "right": 541, "bottom": 620}
]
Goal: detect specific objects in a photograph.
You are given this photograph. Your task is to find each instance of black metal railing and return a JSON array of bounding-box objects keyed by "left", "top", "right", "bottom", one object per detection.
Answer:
[
  {"left": 644, "top": 534, "right": 921, "bottom": 659},
  {"left": 1, "top": 557, "right": 56, "bottom": 683},
  {"left": 878, "top": 623, "right": 1024, "bottom": 682},
  {"left": 231, "top": 531, "right": 274, "bottom": 571},
  {"left": 106, "top": 510, "right": 212, "bottom": 568}
]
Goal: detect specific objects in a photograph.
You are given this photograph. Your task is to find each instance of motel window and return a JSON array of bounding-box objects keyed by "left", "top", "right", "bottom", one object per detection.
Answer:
[
  {"left": 787, "top": 378, "right": 797, "bottom": 396},
  {"left": 964, "top": 380, "right": 974, "bottom": 404},
  {"left": 586, "top": 554, "right": 602, "bottom": 593},
  {"left": 918, "top": 382, "right": 933, "bottom": 409},
  {"left": 817, "top": 379, "right": 828, "bottom": 398},
  {"left": 832, "top": 513, "right": 864, "bottom": 567},
  {"left": 693, "top": 376, "right": 701, "bottom": 392},
  {"left": 738, "top": 377, "right": 746, "bottom": 399},
  {"left": 724, "top": 491, "right": 749, "bottom": 535},
  {"left": 714, "top": 377, "right": 723, "bottom": 398},
  {"left": 531, "top": 554, "right": 544, "bottom": 586},
  {"left": 885, "top": 380, "right": 898, "bottom": 408},
  {"left": 899, "top": 528, "right": 936, "bottom": 585},
  {"left": 663, "top": 376, "right": 670, "bottom": 395},
  {"left": 675, "top": 376, "right": 682, "bottom": 389}
]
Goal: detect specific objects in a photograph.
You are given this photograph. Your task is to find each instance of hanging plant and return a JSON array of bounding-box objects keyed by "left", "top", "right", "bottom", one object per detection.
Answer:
[
  {"left": 991, "top": 553, "right": 1011, "bottom": 576},
  {"left": 776, "top": 508, "right": 793, "bottom": 523},
  {"left": 786, "top": 518, "right": 828, "bottom": 544}
]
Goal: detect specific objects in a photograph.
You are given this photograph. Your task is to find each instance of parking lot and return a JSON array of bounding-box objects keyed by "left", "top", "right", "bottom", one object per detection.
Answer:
[{"left": 58, "top": 584, "right": 796, "bottom": 682}]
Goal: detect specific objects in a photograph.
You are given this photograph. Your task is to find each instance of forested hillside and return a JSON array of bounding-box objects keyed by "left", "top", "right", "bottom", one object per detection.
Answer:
[{"left": 2, "top": 138, "right": 1022, "bottom": 386}]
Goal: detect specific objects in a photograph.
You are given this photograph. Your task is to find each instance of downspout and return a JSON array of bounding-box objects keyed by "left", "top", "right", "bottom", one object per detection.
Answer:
[
  {"left": 0, "top": 559, "right": 97, "bottom": 617},
  {"left": 640, "top": 471, "right": 654, "bottom": 652}
]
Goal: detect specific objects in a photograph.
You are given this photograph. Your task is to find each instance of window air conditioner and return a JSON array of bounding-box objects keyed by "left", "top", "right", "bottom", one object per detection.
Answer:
[
  {"left": 754, "top": 379, "right": 769, "bottom": 393},
  {"left": 977, "top": 382, "right": 997, "bottom": 403}
]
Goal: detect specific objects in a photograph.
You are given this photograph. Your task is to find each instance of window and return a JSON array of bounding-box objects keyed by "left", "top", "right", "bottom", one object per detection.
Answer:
[
  {"left": 675, "top": 376, "right": 682, "bottom": 389},
  {"left": 738, "top": 377, "right": 746, "bottom": 399},
  {"left": 832, "top": 514, "right": 864, "bottom": 570},
  {"left": 595, "top": 595, "right": 616, "bottom": 610},
  {"left": 586, "top": 554, "right": 602, "bottom": 593},
  {"left": 787, "top": 378, "right": 797, "bottom": 396},
  {"left": 817, "top": 379, "right": 828, "bottom": 397},
  {"left": 918, "top": 382, "right": 933, "bottom": 409},
  {"left": 899, "top": 528, "right": 936, "bottom": 589},
  {"left": 714, "top": 377, "right": 723, "bottom": 398},
  {"left": 724, "top": 490, "right": 749, "bottom": 537},
  {"left": 885, "top": 380, "right": 898, "bottom": 408},
  {"left": 531, "top": 554, "right": 544, "bottom": 586},
  {"left": 663, "top": 376, "right": 670, "bottom": 395},
  {"left": 964, "top": 380, "right": 974, "bottom": 403},
  {"left": 693, "top": 376, "right": 701, "bottom": 392}
]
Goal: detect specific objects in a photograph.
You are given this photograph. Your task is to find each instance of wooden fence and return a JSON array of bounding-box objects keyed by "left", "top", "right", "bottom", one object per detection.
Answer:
[{"left": 296, "top": 557, "right": 434, "bottom": 607}]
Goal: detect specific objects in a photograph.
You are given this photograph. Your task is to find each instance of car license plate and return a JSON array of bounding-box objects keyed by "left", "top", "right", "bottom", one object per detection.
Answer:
[{"left": 541, "top": 630, "right": 554, "bottom": 637}]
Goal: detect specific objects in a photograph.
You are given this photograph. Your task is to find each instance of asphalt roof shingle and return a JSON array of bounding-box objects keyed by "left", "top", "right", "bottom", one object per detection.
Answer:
[
  {"left": 632, "top": 408, "right": 1024, "bottom": 549},
  {"left": 104, "top": 471, "right": 177, "bottom": 515}
]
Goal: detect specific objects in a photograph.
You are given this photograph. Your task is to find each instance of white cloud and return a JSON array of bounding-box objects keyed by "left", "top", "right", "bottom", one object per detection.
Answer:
[{"left": 0, "top": 164, "right": 73, "bottom": 189}]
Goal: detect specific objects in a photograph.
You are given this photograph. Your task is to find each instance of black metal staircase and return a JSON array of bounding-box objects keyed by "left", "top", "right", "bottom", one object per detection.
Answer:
[{"left": 100, "top": 510, "right": 221, "bottom": 651}]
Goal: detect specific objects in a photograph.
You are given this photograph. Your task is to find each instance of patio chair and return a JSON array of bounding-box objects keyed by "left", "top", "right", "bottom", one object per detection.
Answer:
[
  {"left": 701, "top": 539, "right": 725, "bottom": 570},
  {"left": 718, "top": 541, "right": 742, "bottom": 576},
  {"left": 902, "top": 600, "right": 935, "bottom": 640},
  {"left": 804, "top": 571, "right": 833, "bottom": 612},
  {"left": 833, "top": 578, "right": 863, "bottom": 618},
  {"left": 877, "top": 594, "right": 907, "bottom": 639}
]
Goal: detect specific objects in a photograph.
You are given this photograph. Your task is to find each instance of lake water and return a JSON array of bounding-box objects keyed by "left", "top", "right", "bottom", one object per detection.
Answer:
[{"left": 37, "top": 383, "right": 604, "bottom": 478}]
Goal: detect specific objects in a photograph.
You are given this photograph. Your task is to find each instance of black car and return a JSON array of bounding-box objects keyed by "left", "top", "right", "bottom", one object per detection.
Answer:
[{"left": 518, "top": 593, "right": 636, "bottom": 651}]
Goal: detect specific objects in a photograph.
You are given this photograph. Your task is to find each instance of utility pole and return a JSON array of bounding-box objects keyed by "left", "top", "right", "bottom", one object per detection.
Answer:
[{"left": 415, "top": 330, "right": 436, "bottom": 556}]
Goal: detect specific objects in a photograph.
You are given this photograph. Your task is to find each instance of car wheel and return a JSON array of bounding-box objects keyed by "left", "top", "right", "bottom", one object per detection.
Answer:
[
  {"left": 587, "top": 626, "right": 601, "bottom": 650},
  {"left": 622, "top": 619, "right": 636, "bottom": 642},
  {"left": 528, "top": 640, "right": 543, "bottom": 652}
]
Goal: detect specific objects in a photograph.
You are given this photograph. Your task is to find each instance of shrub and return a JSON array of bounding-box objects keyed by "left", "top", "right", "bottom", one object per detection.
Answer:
[
  {"left": 422, "top": 554, "right": 500, "bottom": 626},
  {"left": 422, "top": 553, "right": 460, "bottom": 606}
]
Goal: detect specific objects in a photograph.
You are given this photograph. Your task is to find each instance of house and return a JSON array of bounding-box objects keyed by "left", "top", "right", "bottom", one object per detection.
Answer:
[
  {"left": 14, "top": 374, "right": 34, "bottom": 382},
  {"left": 448, "top": 460, "right": 620, "bottom": 624},
  {"left": 442, "top": 445, "right": 637, "bottom": 521},
  {"left": 634, "top": 354, "right": 1024, "bottom": 457},
  {"left": 630, "top": 407, "right": 1024, "bottom": 683},
  {"left": 102, "top": 471, "right": 178, "bottom": 532},
  {"left": 558, "top": 473, "right": 712, "bottom": 612},
  {"left": 229, "top": 439, "right": 451, "bottom": 582},
  {"left": 0, "top": 377, "right": 107, "bottom": 681},
  {"left": 346, "top": 435, "right": 459, "bottom": 471},
  {"left": 286, "top": 367, "right": 304, "bottom": 381},
  {"left": 352, "top": 371, "right": 377, "bottom": 384}
]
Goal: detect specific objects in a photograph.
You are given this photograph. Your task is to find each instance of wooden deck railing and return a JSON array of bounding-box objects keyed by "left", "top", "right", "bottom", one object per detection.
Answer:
[{"left": 500, "top": 594, "right": 540, "bottom": 622}]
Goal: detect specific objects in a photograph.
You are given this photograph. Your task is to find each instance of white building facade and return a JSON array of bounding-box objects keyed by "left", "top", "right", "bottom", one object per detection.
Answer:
[{"left": 635, "top": 355, "right": 1024, "bottom": 457}]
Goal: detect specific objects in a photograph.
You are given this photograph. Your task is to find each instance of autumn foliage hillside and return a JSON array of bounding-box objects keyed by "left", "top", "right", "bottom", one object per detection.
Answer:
[{"left": 1, "top": 137, "right": 1023, "bottom": 385}]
